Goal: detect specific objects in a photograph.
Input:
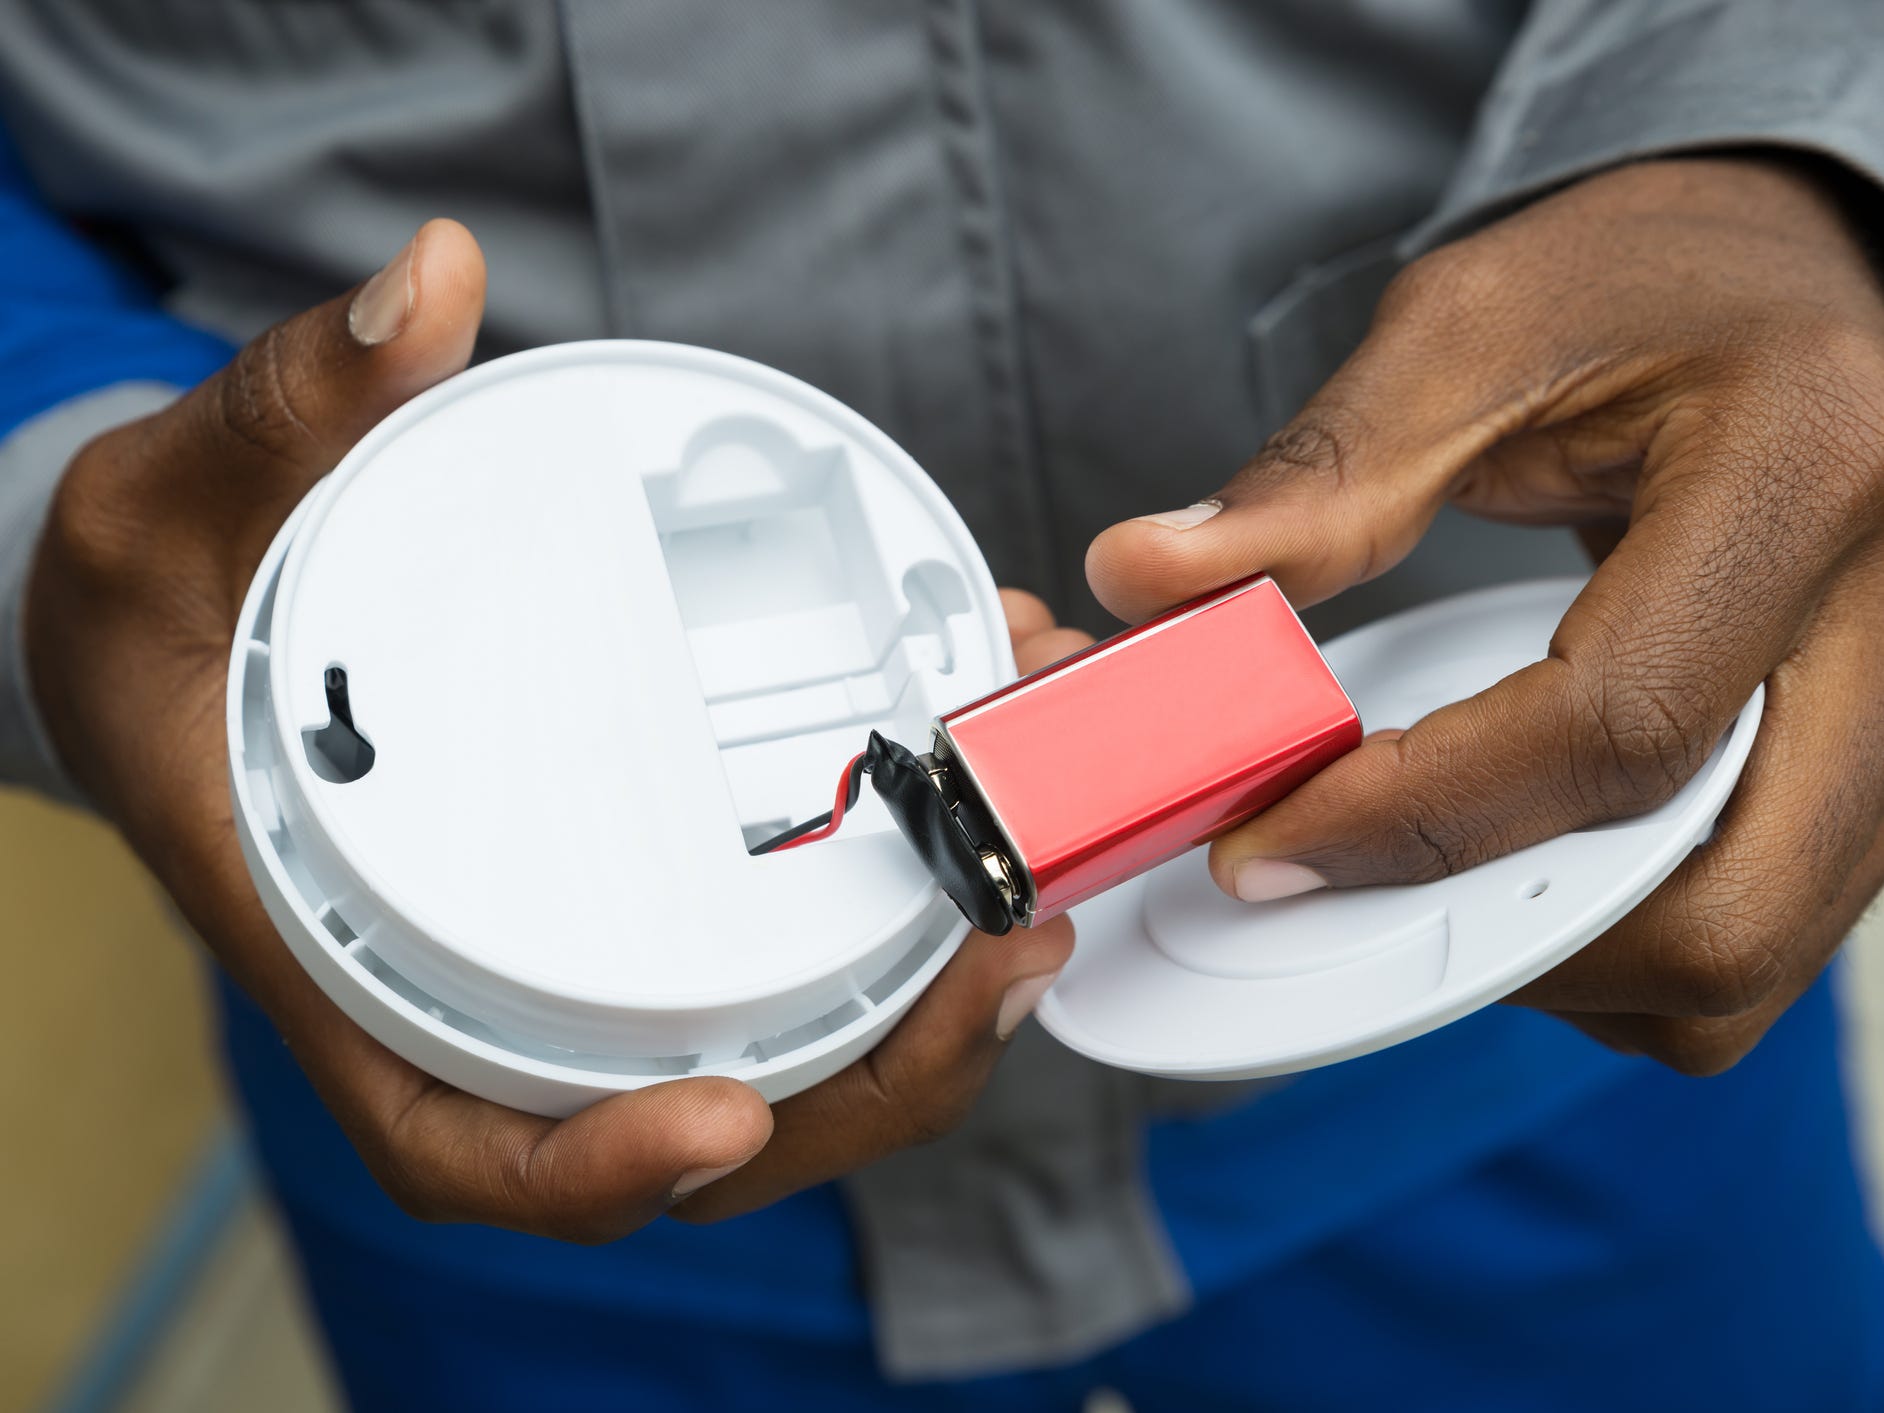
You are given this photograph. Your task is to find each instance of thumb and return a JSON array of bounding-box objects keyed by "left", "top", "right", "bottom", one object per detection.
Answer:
[
  {"left": 1084, "top": 330, "right": 1510, "bottom": 624},
  {"left": 157, "top": 218, "right": 486, "bottom": 539}
]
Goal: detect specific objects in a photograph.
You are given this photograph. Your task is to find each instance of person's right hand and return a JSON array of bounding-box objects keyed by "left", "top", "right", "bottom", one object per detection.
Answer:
[{"left": 25, "top": 221, "right": 1071, "bottom": 1241}]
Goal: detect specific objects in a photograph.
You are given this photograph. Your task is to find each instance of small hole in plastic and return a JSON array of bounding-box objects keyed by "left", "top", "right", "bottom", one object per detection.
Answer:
[
  {"left": 1522, "top": 878, "right": 1550, "bottom": 900},
  {"left": 303, "top": 664, "right": 376, "bottom": 783}
]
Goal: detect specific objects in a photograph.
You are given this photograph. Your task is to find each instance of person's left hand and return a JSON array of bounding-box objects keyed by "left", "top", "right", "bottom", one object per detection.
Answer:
[
  {"left": 1087, "top": 156, "right": 1884, "bottom": 1075},
  {"left": 24, "top": 218, "right": 1073, "bottom": 1238}
]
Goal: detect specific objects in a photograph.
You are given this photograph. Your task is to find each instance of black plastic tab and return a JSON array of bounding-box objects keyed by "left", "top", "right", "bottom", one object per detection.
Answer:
[{"left": 864, "top": 732, "right": 1014, "bottom": 935}]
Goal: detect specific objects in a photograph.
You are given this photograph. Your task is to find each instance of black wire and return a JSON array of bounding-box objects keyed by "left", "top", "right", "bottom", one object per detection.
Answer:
[
  {"left": 748, "top": 809, "right": 834, "bottom": 854},
  {"left": 748, "top": 750, "right": 874, "bottom": 855}
]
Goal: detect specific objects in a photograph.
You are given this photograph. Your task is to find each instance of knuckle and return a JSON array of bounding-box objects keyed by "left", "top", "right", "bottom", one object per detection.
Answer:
[
  {"left": 218, "top": 323, "right": 318, "bottom": 469},
  {"left": 1640, "top": 1018, "right": 1760, "bottom": 1078},
  {"left": 1644, "top": 921, "right": 1785, "bottom": 1020},
  {"left": 1567, "top": 670, "right": 1706, "bottom": 819},
  {"left": 1232, "top": 408, "right": 1388, "bottom": 593},
  {"left": 1233, "top": 405, "right": 1368, "bottom": 501},
  {"left": 1358, "top": 737, "right": 1495, "bottom": 884},
  {"left": 1256, "top": 414, "right": 1353, "bottom": 480},
  {"left": 1377, "top": 244, "right": 1496, "bottom": 323},
  {"left": 1385, "top": 808, "right": 1473, "bottom": 883}
]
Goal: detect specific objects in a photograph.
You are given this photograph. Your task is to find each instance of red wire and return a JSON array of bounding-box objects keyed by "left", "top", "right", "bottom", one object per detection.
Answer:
[{"left": 765, "top": 751, "right": 868, "bottom": 852}]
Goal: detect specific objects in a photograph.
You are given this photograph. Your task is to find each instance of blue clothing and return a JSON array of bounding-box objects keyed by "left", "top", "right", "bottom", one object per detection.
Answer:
[
  {"left": 3, "top": 121, "right": 1880, "bottom": 1411},
  {"left": 217, "top": 970, "right": 1884, "bottom": 1411},
  {"left": 0, "top": 137, "right": 227, "bottom": 433}
]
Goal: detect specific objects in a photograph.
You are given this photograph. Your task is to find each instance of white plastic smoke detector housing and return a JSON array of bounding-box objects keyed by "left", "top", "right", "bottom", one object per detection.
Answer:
[
  {"left": 230, "top": 342, "right": 1009, "bottom": 1114},
  {"left": 229, "top": 341, "right": 1763, "bottom": 1118}
]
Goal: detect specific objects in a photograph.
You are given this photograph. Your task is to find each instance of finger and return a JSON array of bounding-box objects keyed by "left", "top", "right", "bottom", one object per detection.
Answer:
[
  {"left": 1510, "top": 559, "right": 1884, "bottom": 1048},
  {"left": 148, "top": 219, "right": 486, "bottom": 551},
  {"left": 1000, "top": 587, "right": 1055, "bottom": 649},
  {"left": 1535, "top": 818, "right": 1884, "bottom": 1075},
  {"left": 1085, "top": 257, "right": 1545, "bottom": 623},
  {"left": 1204, "top": 446, "right": 1841, "bottom": 898},
  {"left": 1014, "top": 626, "right": 1096, "bottom": 674},
  {"left": 672, "top": 915, "right": 1075, "bottom": 1222},
  {"left": 358, "top": 1074, "right": 774, "bottom": 1243}
]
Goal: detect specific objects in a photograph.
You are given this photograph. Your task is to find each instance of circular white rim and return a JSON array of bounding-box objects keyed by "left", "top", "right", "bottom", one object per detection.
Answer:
[
  {"left": 224, "top": 340, "right": 1001, "bottom": 1111},
  {"left": 231, "top": 478, "right": 963, "bottom": 1110},
  {"left": 265, "top": 340, "right": 1001, "bottom": 1014},
  {"left": 1035, "top": 577, "right": 1765, "bottom": 1081}
]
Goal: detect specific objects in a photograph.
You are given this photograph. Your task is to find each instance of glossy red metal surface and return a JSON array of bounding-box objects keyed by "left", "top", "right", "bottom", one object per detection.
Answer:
[{"left": 938, "top": 575, "right": 1362, "bottom": 924}]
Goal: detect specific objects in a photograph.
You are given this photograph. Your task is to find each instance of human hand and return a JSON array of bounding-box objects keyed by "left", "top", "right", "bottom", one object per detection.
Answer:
[
  {"left": 1087, "top": 157, "right": 1884, "bottom": 1074},
  {"left": 26, "top": 222, "right": 1069, "bottom": 1237}
]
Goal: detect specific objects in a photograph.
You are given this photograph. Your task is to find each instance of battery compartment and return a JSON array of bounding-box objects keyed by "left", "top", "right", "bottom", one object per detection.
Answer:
[{"left": 643, "top": 414, "right": 972, "bottom": 848}]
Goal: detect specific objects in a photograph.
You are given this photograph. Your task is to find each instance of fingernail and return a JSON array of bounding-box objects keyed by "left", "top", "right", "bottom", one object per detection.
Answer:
[
  {"left": 1137, "top": 499, "right": 1222, "bottom": 532},
  {"left": 349, "top": 235, "right": 417, "bottom": 346},
  {"left": 670, "top": 1159, "right": 751, "bottom": 1201},
  {"left": 996, "top": 971, "right": 1061, "bottom": 1041},
  {"left": 1233, "top": 860, "right": 1326, "bottom": 903}
]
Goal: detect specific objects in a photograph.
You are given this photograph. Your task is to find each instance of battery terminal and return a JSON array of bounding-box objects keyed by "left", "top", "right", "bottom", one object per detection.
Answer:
[{"left": 978, "top": 848, "right": 1018, "bottom": 908}]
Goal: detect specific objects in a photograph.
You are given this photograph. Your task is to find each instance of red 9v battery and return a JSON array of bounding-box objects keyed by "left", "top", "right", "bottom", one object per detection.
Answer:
[
  {"left": 929, "top": 574, "right": 1362, "bottom": 928},
  {"left": 756, "top": 573, "right": 1364, "bottom": 935}
]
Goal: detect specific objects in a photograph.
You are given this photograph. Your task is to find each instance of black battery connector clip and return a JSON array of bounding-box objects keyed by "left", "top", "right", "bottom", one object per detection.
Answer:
[
  {"left": 862, "top": 733, "right": 1014, "bottom": 936},
  {"left": 749, "top": 732, "right": 1014, "bottom": 935}
]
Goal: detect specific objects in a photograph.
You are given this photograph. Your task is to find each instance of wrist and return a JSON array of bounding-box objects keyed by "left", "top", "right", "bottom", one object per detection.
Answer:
[{"left": 2, "top": 384, "right": 182, "bottom": 805}]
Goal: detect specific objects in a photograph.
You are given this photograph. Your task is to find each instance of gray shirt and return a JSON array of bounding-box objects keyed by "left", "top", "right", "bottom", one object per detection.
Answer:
[{"left": 2, "top": 0, "right": 1880, "bottom": 1378}]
